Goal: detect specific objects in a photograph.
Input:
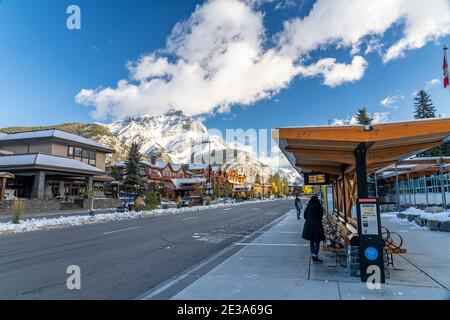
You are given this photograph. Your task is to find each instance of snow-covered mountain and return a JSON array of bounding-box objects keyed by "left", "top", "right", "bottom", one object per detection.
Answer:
[{"left": 105, "top": 109, "right": 300, "bottom": 182}]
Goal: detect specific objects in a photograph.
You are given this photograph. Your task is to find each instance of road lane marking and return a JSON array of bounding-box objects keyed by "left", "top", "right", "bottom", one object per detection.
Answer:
[
  {"left": 102, "top": 227, "right": 140, "bottom": 235},
  {"left": 182, "top": 216, "right": 199, "bottom": 221},
  {"left": 234, "top": 243, "right": 308, "bottom": 247},
  {"left": 223, "top": 208, "right": 232, "bottom": 211}
]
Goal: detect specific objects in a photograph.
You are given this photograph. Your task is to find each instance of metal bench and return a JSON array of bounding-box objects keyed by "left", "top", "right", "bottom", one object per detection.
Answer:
[{"left": 381, "top": 227, "right": 407, "bottom": 269}]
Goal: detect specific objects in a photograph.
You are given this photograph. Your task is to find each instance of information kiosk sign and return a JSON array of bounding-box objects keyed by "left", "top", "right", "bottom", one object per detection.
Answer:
[{"left": 356, "top": 198, "right": 385, "bottom": 283}]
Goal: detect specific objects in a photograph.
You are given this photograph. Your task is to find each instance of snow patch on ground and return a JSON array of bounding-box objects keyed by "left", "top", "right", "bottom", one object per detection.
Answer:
[
  {"left": 385, "top": 216, "right": 430, "bottom": 230},
  {"left": 0, "top": 199, "right": 278, "bottom": 235},
  {"left": 399, "top": 207, "right": 450, "bottom": 222},
  {"left": 383, "top": 207, "right": 450, "bottom": 231}
]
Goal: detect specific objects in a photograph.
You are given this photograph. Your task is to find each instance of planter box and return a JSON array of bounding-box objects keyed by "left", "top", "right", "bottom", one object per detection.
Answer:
[
  {"left": 424, "top": 206, "right": 445, "bottom": 214},
  {"left": 439, "top": 221, "right": 450, "bottom": 232},
  {"left": 414, "top": 217, "right": 425, "bottom": 227},
  {"left": 407, "top": 214, "right": 420, "bottom": 222},
  {"left": 425, "top": 220, "right": 441, "bottom": 231}
]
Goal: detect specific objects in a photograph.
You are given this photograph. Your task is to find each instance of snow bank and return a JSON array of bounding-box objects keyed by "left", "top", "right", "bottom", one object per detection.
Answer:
[
  {"left": 0, "top": 198, "right": 278, "bottom": 234},
  {"left": 386, "top": 207, "right": 450, "bottom": 223}
]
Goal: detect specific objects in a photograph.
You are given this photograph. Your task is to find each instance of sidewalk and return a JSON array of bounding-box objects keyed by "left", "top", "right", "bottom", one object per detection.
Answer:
[{"left": 173, "top": 210, "right": 449, "bottom": 300}]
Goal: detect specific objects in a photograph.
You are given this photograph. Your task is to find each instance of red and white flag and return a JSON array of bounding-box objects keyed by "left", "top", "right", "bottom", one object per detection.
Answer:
[{"left": 444, "top": 48, "right": 449, "bottom": 89}]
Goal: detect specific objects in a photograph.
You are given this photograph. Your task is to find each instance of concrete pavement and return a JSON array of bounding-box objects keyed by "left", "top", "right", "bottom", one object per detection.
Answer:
[{"left": 172, "top": 210, "right": 449, "bottom": 300}]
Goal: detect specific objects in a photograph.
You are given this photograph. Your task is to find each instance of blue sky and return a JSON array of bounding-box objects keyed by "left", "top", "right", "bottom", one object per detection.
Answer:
[{"left": 1, "top": 0, "right": 449, "bottom": 133}]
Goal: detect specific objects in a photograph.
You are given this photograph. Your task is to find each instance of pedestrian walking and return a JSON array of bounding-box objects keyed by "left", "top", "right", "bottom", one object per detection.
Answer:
[
  {"left": 301, "top": 196, "right": 325, "bottom": 263},
  {"left": 295, "top": 194, "right": 302, "bottom": 220}
]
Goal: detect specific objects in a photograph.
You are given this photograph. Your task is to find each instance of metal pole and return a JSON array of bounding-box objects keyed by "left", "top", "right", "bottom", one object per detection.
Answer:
[
  {"left": 374, "top": 172, "right": 379, "bottom": 199},
  {"left": 407, "top": 173, "right": 412, "bottom": 206},
  {"left": 354, "top": 143, "right": 385, "bottom": 284},
  {"left": 395, "top": 163, "right": 401, "bottom": 214},
  {"left": 424, "top": 176, "right": 429, "bottom": 204},
  {"left": 439, "top": 158, "right": 448, "bottom": 210}
]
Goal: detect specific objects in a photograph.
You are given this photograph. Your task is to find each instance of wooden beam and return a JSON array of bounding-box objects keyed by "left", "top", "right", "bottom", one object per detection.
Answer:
[
  {"left": 286, "top": 148, "right": 355, "bottom": 165},
  {"left": 274, "top": 118, "right": 450, "bottom": 143},
  {"left": 296, "top": 165, "right": 342, "bottom": 176},
  {"left": 367, "top": 141, "right": 442, "bottom": 165}
]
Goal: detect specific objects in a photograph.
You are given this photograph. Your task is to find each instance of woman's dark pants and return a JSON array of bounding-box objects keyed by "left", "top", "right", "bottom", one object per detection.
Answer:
[{"left": 310, "top": 241, "right": 320, "bottom": 256}]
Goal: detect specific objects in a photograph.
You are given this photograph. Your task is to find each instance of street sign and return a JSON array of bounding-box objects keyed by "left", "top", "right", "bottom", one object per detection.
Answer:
[{"left": 304, "top": 173, "right": 330, "bottom": 185}]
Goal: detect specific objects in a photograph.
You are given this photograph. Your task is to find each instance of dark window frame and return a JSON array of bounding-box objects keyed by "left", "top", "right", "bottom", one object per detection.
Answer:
[{"left": 67, "top": 145, "right": 97, "bottom": 167}]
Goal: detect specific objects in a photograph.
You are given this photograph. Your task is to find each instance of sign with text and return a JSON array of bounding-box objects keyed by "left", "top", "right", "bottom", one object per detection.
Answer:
[
  {"left": 304, "top": 173, "right": 330, "bottom": 185},
  {"left": 356, "top": 198, "right": 385, "bottom": 284},
  {"left": 360, "top": 201, "right": 379, "bottom": 235}
]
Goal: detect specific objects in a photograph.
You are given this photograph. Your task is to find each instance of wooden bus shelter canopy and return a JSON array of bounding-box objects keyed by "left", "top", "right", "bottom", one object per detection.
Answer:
[
  {"left": 275, "top": 118, "right": 450, "bottom": 225},
  {"left": 274, "top": 118, "right": 450, "bottom": 178}
]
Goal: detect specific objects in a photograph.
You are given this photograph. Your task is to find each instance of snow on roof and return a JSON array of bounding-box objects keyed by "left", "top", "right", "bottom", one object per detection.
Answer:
[
  {"left": 155, "top": 161, "right": 168, "bottom": 169},
  {"left": 0, "top": 129, "right": 114, "bottom": 152},
  {"left": 171, "top": 164, "right": 182, "bottom": 171},
  {"left": 112, "top": 161, "right": 126, "bottom": 167},
  {"left": 188, "top": 163, "right": 208, "bottom": 170},
  {"left": 171, "top": 178, "right": 206, "bottom": 189},
  {"left": 0, "top": 153, "right": 104, "bottom": 174}
]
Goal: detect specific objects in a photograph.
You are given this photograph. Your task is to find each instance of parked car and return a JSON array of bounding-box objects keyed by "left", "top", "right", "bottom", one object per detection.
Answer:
[{"left": 181, "top": 196, "right": 204, "bottom": 207}]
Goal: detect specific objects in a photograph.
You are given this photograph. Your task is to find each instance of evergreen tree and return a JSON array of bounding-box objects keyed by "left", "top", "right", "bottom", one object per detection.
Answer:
[
  {"left": 145, "top": 192, "right": 159, "bottom": 211},
  {"left": 355, "top": 108, "right": 373, "bottom": 125},
  {"left": 414, "top": 90, "right": 437, "bottom": 119},
  {"left": 412, "top": 91, "right": 449, "bottom": 156},
  {"left": 124, "top": 142, "right": 146, "bottom": 194}
]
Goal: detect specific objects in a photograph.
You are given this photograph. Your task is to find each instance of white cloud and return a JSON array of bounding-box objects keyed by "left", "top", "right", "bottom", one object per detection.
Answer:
[
  {"left": 299, "top": 56, "right": 368, "bottom": 87},
  {"left": 380, "top": 94, "right": 404, "bottom": 109},
  {"left": 332, "top": 111, "right": 389, "bottom": 126},
  {"left": 332, "top": 116, "right": 358, "bottom": 126},
  {"left": 275, "top": 0, "right": 297, "bottom": 10},
  {"left": 77, "top": 0, "right": 299, "bottom": 120},
  {"left": 76, "top": 0, "right": 450, "bottom": 120},
  {"left": 279, "top": 0, "right": 450, "bottom": 63},
  {"left": 372, "top": 112, "right": 390, "bottom": 124},
  {"left": 425, "top": 78, "right": 442, "bottom": 90}
]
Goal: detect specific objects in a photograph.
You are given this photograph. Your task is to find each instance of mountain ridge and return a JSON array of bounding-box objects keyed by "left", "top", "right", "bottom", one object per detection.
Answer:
[{"left": 1, "top": 110, "right": 301, "bottom": 183}]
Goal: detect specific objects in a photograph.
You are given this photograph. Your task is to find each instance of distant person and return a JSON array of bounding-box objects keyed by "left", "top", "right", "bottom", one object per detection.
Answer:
[
  {"left": 302, "top": 196, "right": 325, "bottom": 263},
  {"left": 295, "top": 195, "right": 302, "bottom": 220}
]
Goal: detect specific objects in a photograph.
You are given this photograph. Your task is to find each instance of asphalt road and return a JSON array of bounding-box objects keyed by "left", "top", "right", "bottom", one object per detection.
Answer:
[{"left": 0, "top": 199, "right": 293, "bottom": 299}]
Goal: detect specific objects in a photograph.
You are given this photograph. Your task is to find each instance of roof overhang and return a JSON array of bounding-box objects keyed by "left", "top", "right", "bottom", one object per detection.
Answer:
[
  {"left": 0, "top": 154, "right": 105, "bottom": 176},
  {"left": 274, "top": 118, "right": 450, "bottom": 177}
]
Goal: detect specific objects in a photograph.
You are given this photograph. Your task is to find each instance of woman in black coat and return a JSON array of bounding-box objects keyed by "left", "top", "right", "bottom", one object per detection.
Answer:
[{"left": 302, "top": 196, "right": 325, "bottom": 263}]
